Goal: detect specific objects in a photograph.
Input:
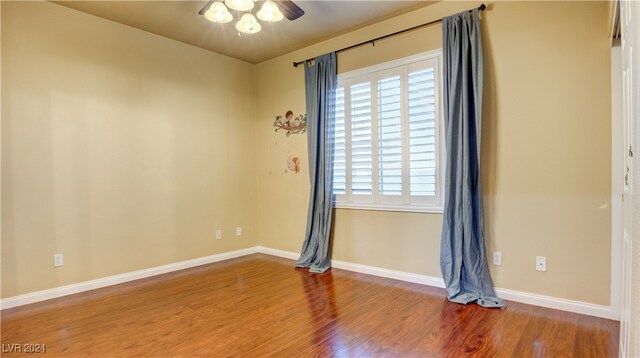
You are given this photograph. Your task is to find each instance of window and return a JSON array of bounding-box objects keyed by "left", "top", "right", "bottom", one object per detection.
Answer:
[{"left": 333, "top": 50, "right": 444, "bottom": 213}]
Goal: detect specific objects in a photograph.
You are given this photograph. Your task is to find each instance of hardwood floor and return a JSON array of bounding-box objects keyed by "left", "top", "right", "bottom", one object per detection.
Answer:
[{"left": 1, "top": 254, "right": 619, "bottom": 357}]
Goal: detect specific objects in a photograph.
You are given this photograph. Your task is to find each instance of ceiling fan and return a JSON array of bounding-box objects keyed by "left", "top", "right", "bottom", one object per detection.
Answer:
[
  {"left": 198, "top": 0, "right": 304, "bottom": 22},
  {"left": 199, "top": 0, "right": 304, "bottom": 34}
]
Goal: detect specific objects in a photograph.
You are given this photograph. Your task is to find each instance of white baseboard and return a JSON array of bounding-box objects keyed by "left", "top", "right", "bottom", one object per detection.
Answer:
[
  {"left": 493, "top": 288, "right": 613, "bottom": 320},
  {"left": 254, "top": 247, "right": 442, "bottom": 287},
  {"left": 1, "top": 245, "right": 615, "bottom": 320},
  {"left": 256, "top": 246, "right": 300, "bottom": 260},
  {"left": 257, "top": 247, "right": 615, "bottom": 320},
  {"left": 0, "top": 247, "right": 259, "bottom": 310},
  {"left": 331, "top": 258, "right": 447, "bottom": 289}
]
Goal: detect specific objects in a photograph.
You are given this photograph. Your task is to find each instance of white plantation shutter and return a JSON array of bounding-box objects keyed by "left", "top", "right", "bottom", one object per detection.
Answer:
[
  {"left": 378, "top": 75, "right": 403, "bottom": 197},
  {"left": 350, "top": 82, "right": 373, "bottom": 196},
  {"left": 332, "top": 50, "right": 443, "bottom": 212},
  {"left": 408, "top": 67, "right": 437, "bottom": 196},
  {"left": 333, "top": 87, "right": 346, "bottom": 195}
]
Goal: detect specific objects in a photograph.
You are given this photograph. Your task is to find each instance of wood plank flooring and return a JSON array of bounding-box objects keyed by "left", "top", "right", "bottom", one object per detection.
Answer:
[{"left": 1, "top": 254, "right": 619, "bottom": 357}]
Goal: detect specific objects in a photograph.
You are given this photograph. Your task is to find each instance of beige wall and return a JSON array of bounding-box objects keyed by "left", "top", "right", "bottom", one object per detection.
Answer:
[
  {"left": 256, "top": 1, "right": 612, "bottom": 305},
  {"left": 1, "top": 1, "right": 258, "bottom": 298}
]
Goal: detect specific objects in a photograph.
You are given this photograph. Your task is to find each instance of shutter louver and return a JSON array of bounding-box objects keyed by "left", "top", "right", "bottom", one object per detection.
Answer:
[
  {"left": 378, "top": 75, "right": 402, "bottom": 196},
  {"left": 350, "top": 82, "right": 373, "bottom": 195},
  {"left": 408, "top": 68, "right": 437, "bottom": 196},
  {"left": 333, "top": 87, "right": 346, "bottom": 195}
]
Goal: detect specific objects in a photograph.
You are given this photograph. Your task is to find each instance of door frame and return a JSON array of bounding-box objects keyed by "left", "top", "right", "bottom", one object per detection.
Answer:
[{"left": 611, "top": 38, "right": 623, "bottom": 322}]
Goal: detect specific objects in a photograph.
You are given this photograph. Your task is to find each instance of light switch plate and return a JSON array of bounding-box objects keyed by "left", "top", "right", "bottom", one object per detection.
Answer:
[{"left": 493, "top": 252, "right": 502, "bottom": 266}]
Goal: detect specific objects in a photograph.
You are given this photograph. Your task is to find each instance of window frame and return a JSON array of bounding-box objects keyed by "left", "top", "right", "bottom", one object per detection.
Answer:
[{"left": 333, "top": 49, "right": 446, "bottom": 214}]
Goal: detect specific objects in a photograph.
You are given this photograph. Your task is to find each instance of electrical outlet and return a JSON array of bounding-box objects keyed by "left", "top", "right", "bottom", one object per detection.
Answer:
[
  {"left": 492, "top": 252, "right": 502, "bottom": 266},
  {"left": 216, "top": 230, "right": 222, "bottom": 240},
  {"left": 54, "top": 254, "right": 64, "bottom": 267},
  {"left": 236, "top": 227, "right": 242, "bottom": 237},
  {"left": 536, "top": 256, "right": 547, "bottom": 272}
]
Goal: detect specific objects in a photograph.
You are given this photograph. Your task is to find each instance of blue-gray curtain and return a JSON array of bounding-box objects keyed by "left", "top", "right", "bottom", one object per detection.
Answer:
[
  {"left": 440, "top": 9, "right": 505, "bottom": 308},
  {"left": 296, "top": 53, "right": 337, "bottom": 273}
]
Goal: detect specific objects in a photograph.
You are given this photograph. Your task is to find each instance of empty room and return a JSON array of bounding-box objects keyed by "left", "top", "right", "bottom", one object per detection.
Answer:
[{"left": 1, "top": 0, "right": 639, "bottom": 357}]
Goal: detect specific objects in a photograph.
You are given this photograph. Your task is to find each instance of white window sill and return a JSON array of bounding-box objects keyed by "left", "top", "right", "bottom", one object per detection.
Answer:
[{"left": 333, "top": 202, "right": 444, "bottom": 214}]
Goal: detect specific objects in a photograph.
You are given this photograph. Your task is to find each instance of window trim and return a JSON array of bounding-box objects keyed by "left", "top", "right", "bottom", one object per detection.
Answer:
[{"left": 333, "top": 49, "right": 446, "bottom": 214}]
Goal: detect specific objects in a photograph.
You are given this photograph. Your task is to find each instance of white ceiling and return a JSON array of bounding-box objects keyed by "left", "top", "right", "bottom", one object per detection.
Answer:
[{"left": 53, "top": 1, "right": 435, "bottom": 64}]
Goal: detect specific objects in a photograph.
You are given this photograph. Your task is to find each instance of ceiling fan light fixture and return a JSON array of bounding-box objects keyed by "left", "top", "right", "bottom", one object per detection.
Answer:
[
  {"left": 205, "top": 2, "right": 232, "bottom": 23},
  {"left": 235, "top": 13, "right": 262, "bottom": 34},
  {"left": 224, "top": 0, "right": 254, "bottom": 12},
  {"left": 257, "top": 0, "right": 284, "bottom": 22}
]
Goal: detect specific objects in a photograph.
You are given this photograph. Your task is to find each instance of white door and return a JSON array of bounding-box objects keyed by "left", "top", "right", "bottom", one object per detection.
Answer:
[{"left": 620, "top": 0, "right": 638, "bottom": 356}]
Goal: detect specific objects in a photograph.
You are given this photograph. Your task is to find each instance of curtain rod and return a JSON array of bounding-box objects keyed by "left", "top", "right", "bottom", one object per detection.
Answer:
[{"left": 292, "top": 3, "right": 486, "bottom": 68}]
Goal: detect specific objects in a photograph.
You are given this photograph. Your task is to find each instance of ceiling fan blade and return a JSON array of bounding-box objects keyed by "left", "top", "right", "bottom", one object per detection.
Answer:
[
  {"left": 198, "top": 0, "right": 213, "bottom": 15},
  {"left": 276, "top": 0, "right": 305, "bottom": 21}
]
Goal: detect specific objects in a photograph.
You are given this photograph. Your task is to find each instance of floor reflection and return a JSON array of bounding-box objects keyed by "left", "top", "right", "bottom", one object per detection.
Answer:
[{"left": 297, "top": 268, "right": 356, "bottom": 357}]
